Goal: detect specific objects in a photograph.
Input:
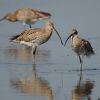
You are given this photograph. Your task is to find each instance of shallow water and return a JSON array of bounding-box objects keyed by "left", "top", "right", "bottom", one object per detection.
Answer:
[{"left": 0, "top": 0, "right": 100, "bottom": 100}]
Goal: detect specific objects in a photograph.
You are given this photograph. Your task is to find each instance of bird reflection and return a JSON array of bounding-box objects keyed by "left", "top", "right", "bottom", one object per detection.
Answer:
[
  {"left": 10, "top": 64, "right": 53, "bottom": 100},
  {"left": 4, "top": 46, "right": 50, "bottom": 62},
  {"left": 71, "top": 71, "right": 94, "bottom": 100}
]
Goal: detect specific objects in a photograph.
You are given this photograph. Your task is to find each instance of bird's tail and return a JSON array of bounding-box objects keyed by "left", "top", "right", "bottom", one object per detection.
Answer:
[
  {"left": 82, "top": 40, "right": 95, "bottom": 57},
  {"left": 10, "top": 35, "right": 20, "bottom": 43},
  {"left": 85, "top": 48, "right": 95, "bottom": 57},
  {"left": 37, "top": 11, "right": 51, "bottom": 19}
]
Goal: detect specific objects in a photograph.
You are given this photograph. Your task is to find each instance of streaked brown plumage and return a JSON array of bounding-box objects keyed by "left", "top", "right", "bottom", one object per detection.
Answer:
[
  {"left": 0, "top": 8, "right": 51, "bottom": 28},
  {"left": 64, "top": 29, "right": 95, "bottom": 70},
  {"left": 10, "top": 20, "right": 63, "bottom": 60}
]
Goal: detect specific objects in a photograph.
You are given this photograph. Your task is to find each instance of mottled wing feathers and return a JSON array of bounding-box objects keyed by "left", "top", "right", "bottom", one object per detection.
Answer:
[
  {"left": 10, "top": 28, "right": 41, "bottom": 42},
  {"left": 30, "top": 8, "right": 51, "bottom": 19},
  {"left": 81, "top": 39, "right": 95, "bottom": 57},
  {"left": 15, "top": 8, "right": 36, "bottom": 21},
  {"left": 36, "top": 10, "right": 51, "bottom": 18},
  {"left": 15, "top": 8, "right": 51, "bottom": 24},
  {"left": 10, "top": 35, "right": 20, "bottom": 42}
]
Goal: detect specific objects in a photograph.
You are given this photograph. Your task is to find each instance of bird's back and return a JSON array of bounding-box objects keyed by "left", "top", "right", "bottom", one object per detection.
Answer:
[
  {"left": 15, "top": 8, "right": 37, "bottom": 23},
  {"left": 10, "top": 23, "right": 53, "bottom": 46},
  {"left": 71, "top": 35, "right": 94, "bottom": 57},
  {"left": 15, "top": 8, "right": 51, "bottom": 24},
  {"left": 10, "top": 28, "right": 43, "bottom": 43},
  {"left": 81, "top": 39, "right": 95, "bottom": 57}
]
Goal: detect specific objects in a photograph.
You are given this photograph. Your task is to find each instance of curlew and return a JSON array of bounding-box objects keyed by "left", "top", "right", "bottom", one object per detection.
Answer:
[
  {"left": 0, "top": 8, "right": 51, "bottom": 28},
  {"left": 10, "top": 20, "right": 63, "bottom": 62},
  {"left": 64, "top": 29, "right": 95, "bottom": 70}
]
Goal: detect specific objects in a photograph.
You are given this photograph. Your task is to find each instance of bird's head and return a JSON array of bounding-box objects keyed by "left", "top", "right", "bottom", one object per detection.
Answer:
[
  {"left": 64, "top": 29, "right": 78, "bottom": 46},
  {"left": 71, "top": 28, "right": 78, "bottom": 35},
  {"left": 45, "top": 20, "right": 63, "bottom": 45},
  {"left": 0, "top": 13, "right": 17, "bottom": 22}
]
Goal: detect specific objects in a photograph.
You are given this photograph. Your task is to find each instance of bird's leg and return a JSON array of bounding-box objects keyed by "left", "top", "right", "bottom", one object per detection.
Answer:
[
  {"left": 29, "top": 24, "right": 32, "bottom": 28},
  {"left": 33, "top": 46, "right": 37, "bottom": 55},
  {"left": 32, "top": 46, "right": 37, "bottom": 64},
  {"left": 78, "top": 68, "right": 83, "bottom": 87},
  {"left": 78, "top": 55, "right": 83, "bottom": 71},
  {"left": 32, "top": 64, "right": 37, "bottom": 78},
  {"left": 22, "top": 22, "right": 26, "bottom": 30}
]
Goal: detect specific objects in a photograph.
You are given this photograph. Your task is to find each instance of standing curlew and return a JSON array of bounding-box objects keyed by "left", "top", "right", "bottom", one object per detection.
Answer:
[
  {"left": 64, "top": 29, "right": 95, "bottom": 70},
  {"left": 10, "top": 20, "right": 63, "bottom": 62},
  {"left": 0, "top": 8, "right": 51, "bottom": 28}
]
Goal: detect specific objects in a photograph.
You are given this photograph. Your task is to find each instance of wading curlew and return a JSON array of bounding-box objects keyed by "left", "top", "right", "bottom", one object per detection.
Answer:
[
  {"left": 10, "top": 20, "right": 63, "bottom": 63},
  {"left": 64, "top": 29, "right": 95, "bottom": 70},
  {"left": 0, "top": 8, "right": 51, "bottom": 29}
]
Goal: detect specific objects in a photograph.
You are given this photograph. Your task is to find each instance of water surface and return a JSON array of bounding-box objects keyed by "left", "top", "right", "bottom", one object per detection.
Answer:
[{"left": 0, "top": 0, "right": 100, "bottom": 100}]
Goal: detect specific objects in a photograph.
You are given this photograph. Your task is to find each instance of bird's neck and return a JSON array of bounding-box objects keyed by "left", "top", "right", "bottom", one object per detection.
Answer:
[
  {"left": 7, "top": 14, "right": 17, "bottom": 22},
  {"left": 43, "top": 25, "right": 53, "bottom": 33},
  {"left": 41, "top": 25, "right": 53, "bottom": 41},
  {"left": 71, "top": 34, "right": 78, "bottom": 43}
]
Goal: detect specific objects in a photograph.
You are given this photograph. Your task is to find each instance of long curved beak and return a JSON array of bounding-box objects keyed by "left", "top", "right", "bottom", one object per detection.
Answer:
[
  {"left": 52, "top": 25, "right": 63, "bottom": 45},
  {"left": 64, "top": 34, "right": 72, "bottom": 46}
]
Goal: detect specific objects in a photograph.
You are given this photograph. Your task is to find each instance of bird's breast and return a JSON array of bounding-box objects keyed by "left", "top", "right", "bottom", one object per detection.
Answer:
[{"left": 71, "top": 36, "right": 83, "bottom": 53}]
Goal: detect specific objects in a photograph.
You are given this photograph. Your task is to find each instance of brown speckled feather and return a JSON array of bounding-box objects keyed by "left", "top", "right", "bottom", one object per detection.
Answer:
[
  {"left": 10, "top": 21, "right": 54, "bottom": 46},
  {"left": 17, "top": 29, "right": 40, "bottom": 41},
  {"left": 81, "top": 39, "right": 95, "bottom": 57},
  {"left": 1, "top": 8, "right": 51, "bottom": 28},
  {"left": 64, "top": 29, "right": 95, "bottom": 69}
]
